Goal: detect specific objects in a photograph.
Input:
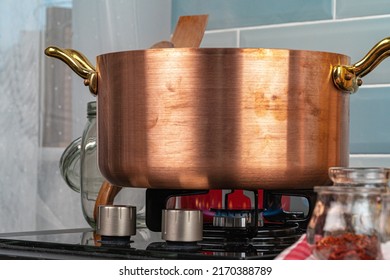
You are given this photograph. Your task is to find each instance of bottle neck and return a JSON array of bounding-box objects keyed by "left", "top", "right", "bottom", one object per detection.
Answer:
[{"left": 87, "top": 101, "right": 96, "bottom": 117}]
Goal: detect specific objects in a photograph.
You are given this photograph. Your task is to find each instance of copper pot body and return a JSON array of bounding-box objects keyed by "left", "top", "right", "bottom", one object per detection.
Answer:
[{"left": 95, "top": 48, "right": 350, "bottom": 190}]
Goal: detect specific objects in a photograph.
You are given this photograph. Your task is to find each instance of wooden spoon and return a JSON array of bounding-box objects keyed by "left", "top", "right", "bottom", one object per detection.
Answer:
[
  {"left": 171, "top": 14, "right": 209, "bottom": 47},
  {"left": 151, "top": 14, "right": 209, "bottom": 48}
]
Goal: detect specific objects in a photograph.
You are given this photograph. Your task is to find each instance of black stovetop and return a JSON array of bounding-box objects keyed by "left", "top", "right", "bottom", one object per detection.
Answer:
[{"left": 0, "top": 223, "right": 303, "bottom": 260}]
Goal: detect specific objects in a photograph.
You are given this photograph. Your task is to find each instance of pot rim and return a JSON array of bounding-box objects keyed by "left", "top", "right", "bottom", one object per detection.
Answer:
[{"left": 95, "top": 47, "right": 351, "bottom": 60}]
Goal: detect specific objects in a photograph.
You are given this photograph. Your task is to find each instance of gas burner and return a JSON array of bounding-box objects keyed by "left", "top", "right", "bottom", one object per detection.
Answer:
[
  {"left": 145, "top": 188, "right": 315, "bottom": 231},
  {"left": 213, "top": 215, "right": 247, "bottom": 228},
  {"left": 212, "top": 209, "right": 264, "bottom": 228}
]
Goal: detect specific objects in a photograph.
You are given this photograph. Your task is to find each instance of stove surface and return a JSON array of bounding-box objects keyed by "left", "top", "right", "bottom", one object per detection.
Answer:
[{"left": 0, "top": 224, "right": 303, "bottom": 260}]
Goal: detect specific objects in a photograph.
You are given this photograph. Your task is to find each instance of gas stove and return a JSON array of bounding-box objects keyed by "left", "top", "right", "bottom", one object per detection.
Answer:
[
  {"left": 0, "top": 189, "right": 314, "bottom": 260},
  {"left": 0, "top": 224, "right": 303, "bottom": 260}
]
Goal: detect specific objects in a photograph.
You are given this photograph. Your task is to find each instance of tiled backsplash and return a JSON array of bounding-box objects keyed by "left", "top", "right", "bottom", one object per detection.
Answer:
[
  {"left": 336, "top": 0, "right": 390, "bottom": 18},
  {"left": 172, "top": 0, "right": 332, "bottom": 30},
  {"left": 172, "top": 0, "right": 390, "bottom": 164}
]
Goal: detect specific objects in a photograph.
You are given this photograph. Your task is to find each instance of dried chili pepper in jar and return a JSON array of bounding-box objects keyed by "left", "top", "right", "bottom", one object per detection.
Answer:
[
  {"left": 315, "top": 233, "right": 380, "bottom": 260},
  {"left": 306, "top": 168, "right": 388, "bottom": 260}
]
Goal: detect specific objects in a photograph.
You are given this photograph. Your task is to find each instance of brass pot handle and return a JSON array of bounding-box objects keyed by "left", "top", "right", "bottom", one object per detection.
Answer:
[
  {"left": 333, "top": 37, "right": 390, "bottom": 93},
  {"left": 45, "top": 46, "right": 98, "bottom": 95}
]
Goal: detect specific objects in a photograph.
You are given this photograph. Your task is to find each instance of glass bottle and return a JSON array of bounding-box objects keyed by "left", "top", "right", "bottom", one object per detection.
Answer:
[
  {"left": 59, "top": 101, "right": 102, "bottom": 227},
  {"left": 306, "top": 167, "right": 390, "bottom": 260},
  {"left": 79, "top": 101, "right": 103, "bottom": 227},
  {"left": 59, "top": 101, "right": 146, "bottom": 228}
]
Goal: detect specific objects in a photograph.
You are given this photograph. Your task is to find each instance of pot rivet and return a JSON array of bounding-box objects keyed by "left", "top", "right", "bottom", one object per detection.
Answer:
[
  {"left": 344, "top": 73, "right": 353, "bottom": 80},
  {"left": 357, "top": 79, "right": 363, "bottom": 86}
]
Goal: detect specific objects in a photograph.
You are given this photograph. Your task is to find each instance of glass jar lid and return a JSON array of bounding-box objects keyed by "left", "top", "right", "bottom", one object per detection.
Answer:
[
  {"left": 329, "top": 167, "right": 390, "bottom": 186},
  {"left": 313, "top": 185, "right": 385, "bottom": 195}
]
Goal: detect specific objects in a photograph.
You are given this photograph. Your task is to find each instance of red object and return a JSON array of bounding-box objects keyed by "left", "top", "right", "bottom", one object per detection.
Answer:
[
  {"left": 180, "top": 190, "right": 263, "bottom": 209},
  {"left": 275, "top": 234, "right": 312, "bottom": 260},
  {"left": 315, "top": 233, "right": 380, "bottom": 260},
  {"left": 180, "top": 190, "right": 292, "bottom": 223},
  {"left": 180, "top": 190, "right": 264, "bottom": 223}
]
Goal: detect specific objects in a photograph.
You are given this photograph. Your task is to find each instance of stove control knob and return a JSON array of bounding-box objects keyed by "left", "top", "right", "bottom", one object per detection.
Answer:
[
  {"left": 162, "top": 209, "right": 203, "bottom": 242},
  {"left": 97, "top": 205, "right": 136, "bottom": 237}
]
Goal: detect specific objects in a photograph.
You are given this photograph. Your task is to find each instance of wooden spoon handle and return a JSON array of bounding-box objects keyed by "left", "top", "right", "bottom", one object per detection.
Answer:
[
  {"left": 171, "top": 14, "right": 209, "bottom": 48},
  {"left": 150, "top": 15, "right": 209, "bottom": 49},
  {"left": 93, "top": 180, "right": 122, "bottom": 221}
]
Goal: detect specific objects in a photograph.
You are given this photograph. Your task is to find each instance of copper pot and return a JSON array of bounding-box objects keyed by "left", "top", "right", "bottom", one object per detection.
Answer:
[{"left": 45, "top": 37, "right": 390, "bottom": 190}]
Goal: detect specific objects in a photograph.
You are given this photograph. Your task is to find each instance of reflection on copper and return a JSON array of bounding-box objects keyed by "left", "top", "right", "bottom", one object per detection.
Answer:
[{"left": 94, "top": 48, "right": 350, "bottom": 190}]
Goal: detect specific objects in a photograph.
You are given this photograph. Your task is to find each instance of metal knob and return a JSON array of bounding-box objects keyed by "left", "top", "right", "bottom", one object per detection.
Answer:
[
  {"left": 161, "top": 209, "right": 203, "bottom": 242},
  {"left": 97, "top": 205, "right": 136, "bottom": 237}
]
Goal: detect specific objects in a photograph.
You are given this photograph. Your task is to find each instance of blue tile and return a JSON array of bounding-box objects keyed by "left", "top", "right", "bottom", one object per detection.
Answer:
[
  {"left": 350, "top": 86, "right": 390, "bottom": 154},
  {"left": 240, "top": 17, "right": 390, "bottom": 85},
  {"left": 337, "top": 0, "right": 390, "bottom": 19},
  {"left": 172, "top": 0, "right": 333, "bottom": 30},
  {"left": 350, "top": 155, "right": 390, "bottom": 167}
]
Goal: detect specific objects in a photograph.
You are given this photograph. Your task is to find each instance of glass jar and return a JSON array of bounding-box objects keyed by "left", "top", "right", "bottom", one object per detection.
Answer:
[
  {"left": 307, "top": 186, "right": 383, "bottom": 259},
  {"left": 59, "top": 101, "right": 146, "bottom": 228},
  {"left": 306, "top": 167, "right": 390, "bottom": 260}
]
